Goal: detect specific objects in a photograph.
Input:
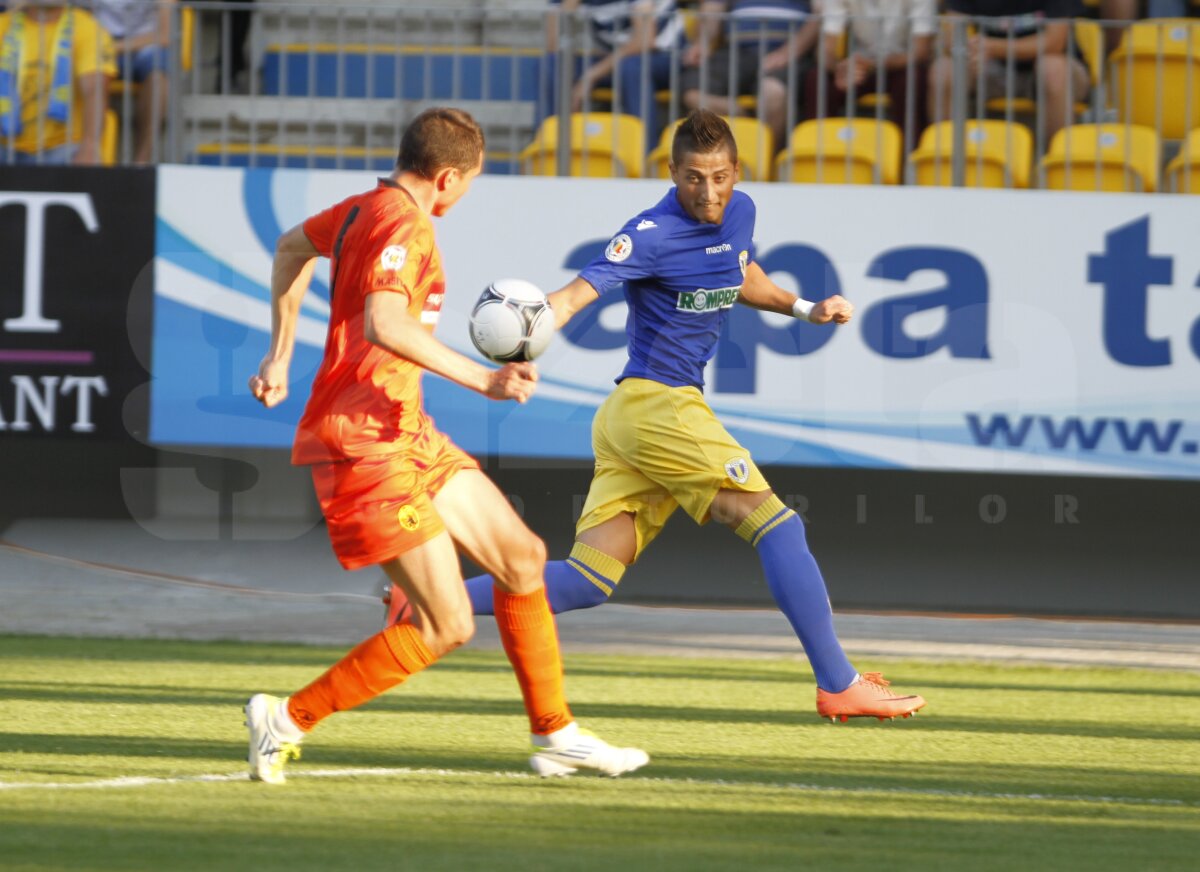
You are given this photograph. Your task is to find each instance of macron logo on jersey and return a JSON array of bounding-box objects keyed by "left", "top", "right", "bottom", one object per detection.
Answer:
[
  {"left": 636, "top": 219, "right": 657, "bottom": 231},
  {"left": 706, "top": 243, "right": 732, "bottom": 254},
  {"left": 677, "top": 286, "right": 740, "bottom": 313}
]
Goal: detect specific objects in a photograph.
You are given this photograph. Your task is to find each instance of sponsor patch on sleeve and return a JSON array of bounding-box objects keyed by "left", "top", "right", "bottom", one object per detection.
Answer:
[
  {"left": 605, "top": 233, "right": 633, "bottom": 263},
  {"left": 380, "top": 244, "right": 407, "bottom": 271}
]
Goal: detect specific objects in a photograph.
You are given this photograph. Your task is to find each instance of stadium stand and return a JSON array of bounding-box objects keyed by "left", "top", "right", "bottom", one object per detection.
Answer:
[{"left": 11, "top": 2, "right": 1200, "bottom": 196}]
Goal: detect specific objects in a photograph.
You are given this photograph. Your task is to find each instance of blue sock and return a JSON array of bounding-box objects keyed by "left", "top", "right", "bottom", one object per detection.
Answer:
[
  {"left": 736, "top": 496, "right": 858, "bottom": 693},
  {"left": 464, "top": 542, "right": 626, "bottom": 615}
]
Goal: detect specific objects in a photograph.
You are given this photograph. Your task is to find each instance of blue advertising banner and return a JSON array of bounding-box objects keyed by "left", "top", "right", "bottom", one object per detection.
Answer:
[{"left": 152, "top": 166, "right": 1200, "bottom": 480}]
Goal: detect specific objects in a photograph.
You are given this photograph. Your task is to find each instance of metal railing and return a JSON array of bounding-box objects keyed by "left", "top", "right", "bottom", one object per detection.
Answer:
[{"left": 1, "top": 3, "right": 1198, "bottom": 193}]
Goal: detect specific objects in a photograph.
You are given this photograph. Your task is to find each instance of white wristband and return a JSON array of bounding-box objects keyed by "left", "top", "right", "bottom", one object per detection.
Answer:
[{"left": 792, "top": 298, "right": 815, "bottom": 322}]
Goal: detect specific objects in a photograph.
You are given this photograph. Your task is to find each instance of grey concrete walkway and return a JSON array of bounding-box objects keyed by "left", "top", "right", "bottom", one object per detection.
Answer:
[{"left": 2, "top": 519, "right": 1198, "bottom": 671}]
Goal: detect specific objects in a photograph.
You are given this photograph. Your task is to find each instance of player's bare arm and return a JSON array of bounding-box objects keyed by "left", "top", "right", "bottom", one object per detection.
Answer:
[
  {"left": 249, "top": 224, "right": 320, "bottom": 408},
  {"left": 737, "top": 261, "right": 853, "bottom": 325},
  {"left": 547, "top": 276, "right": 600, "bottom": 329},
  {"left": 364, "top": 291, "right": 538, "bottom": 403}
]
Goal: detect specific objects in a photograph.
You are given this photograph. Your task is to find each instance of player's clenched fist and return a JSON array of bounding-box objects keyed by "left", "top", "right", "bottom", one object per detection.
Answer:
[
  {"left": 486, "top": 361, "right": 538, "bottom": 403},
  {"left": 249, "top": 357, "right": 289, "bottom": 408},
  {"left": 809, "top": 295, "right": 854, "bottom": 325}
]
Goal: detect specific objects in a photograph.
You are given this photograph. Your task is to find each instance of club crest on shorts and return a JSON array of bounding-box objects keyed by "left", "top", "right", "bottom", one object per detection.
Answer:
[
  {"left": 396, "top": 505, "right": 421, "bottom": 532},
  {"left": 605, "top": 233, "right": 633, "bottom": 263},
  {"left": 724, "top": 457, "right": 750, "bottom": 484},
  {"left": 380, "top": 244, "right": 407, "bottom": 271}
]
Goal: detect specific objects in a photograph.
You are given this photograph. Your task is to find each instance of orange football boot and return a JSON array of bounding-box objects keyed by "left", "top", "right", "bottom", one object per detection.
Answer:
[{"left": 816, "top": 672, "right": 926, "bottom": 722}]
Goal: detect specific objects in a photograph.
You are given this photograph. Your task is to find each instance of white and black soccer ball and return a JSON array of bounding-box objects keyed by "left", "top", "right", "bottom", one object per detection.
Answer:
[{"left": 468, "top": 279, "right": 555, "bottom": 363}]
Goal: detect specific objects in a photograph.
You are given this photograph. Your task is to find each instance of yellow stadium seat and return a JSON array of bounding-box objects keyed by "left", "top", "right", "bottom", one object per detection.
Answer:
[
  {"left": 774, "top": 118, "right": 902, "bottom": 184},
  {"left": 519, "top": 113, "right": 645, "bottom": 177},
  {"left": 1111, "top": 19, "right": 1200, "bottom": 140},
  {"left": 725, "top": 116, "right": 774, "bottom": 181},
  {"left": 1041, "top": 123, "right": 1160, "bottom": 192},
  {"left": 908, "top": 120, "right": 1033, "bottom": 188},
  {"left": 645, "top": 116, "right": 773, "bottom": 181},
  {"left": 645, "top": 119, "right": 681, "bottom": 178},
  {"left": 1165, "top": 128, "right": 1200, "bottom": 192}
]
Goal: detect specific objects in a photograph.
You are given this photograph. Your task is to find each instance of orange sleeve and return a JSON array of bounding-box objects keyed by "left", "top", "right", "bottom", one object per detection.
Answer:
[
  {"left": 368, "top": 215, "right": 430, "bottom": 299},
  {"left": 302, "top": 205, "right": 339, "bottom": 258}
]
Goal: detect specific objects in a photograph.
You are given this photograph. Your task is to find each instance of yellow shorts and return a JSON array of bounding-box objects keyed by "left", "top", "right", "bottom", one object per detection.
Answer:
[{"left": 576, "top": 377, "right": 769, "bottom": 559}]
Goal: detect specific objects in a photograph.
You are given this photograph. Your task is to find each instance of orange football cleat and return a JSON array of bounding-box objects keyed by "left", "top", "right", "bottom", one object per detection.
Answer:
[{"left": 816, "top": 672, "right": 927, "bottom": 722}]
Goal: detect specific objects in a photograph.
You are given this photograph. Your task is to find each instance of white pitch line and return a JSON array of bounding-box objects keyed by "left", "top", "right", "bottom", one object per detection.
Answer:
[{"left": 0, "top": 767, "right": 1192, "bottom": 809}]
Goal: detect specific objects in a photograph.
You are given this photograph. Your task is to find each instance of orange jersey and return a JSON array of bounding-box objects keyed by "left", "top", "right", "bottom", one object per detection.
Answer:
[{"left": 293, "top": 179, "right": 447, "bottom": 464}]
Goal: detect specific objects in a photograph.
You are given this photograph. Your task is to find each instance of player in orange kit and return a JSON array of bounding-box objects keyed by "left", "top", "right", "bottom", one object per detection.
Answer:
[{"left": 245, "top": 107, "right": 648, "bottom": 784}]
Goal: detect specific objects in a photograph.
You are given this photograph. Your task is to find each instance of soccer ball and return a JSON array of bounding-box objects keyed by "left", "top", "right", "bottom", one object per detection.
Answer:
[{"left": 468, "top": 279, "right": 555, "bottom": 363}]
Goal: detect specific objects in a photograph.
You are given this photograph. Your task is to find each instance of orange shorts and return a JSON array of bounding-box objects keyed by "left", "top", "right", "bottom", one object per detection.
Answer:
[{"left": 309, "top": 428, "right": 479, "bottom": 570}]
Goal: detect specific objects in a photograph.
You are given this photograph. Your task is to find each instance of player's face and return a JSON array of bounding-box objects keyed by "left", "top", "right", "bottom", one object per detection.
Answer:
[
  {"left": 670, "top": 149, "right": 739, "bottom": 224},
  {"left": 432, "top": 154, "right": 484, "bottom": 217}
]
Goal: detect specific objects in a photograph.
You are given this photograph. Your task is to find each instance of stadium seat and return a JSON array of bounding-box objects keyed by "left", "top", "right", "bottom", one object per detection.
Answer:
[
  {"left": 1110, "top": 19, "right": 1200, "bottom": 140},
  {"left": 519, "top": 113, "right": 645, "bottom": 177},
  {"left": 645, "top": 119, "right": 683, "bottom": 178},
  {"left": 1041, "top": 123, "right": 1160, "bottom": 192},
  {"left": 1164, "top": 128, "right": 1200, "bottom": 192},
  {"left": 908, "top": 120, "right": 1033, "bottom": 188},
  {"left": 774, "top": 118, "right": 902, "bottom": 185}
]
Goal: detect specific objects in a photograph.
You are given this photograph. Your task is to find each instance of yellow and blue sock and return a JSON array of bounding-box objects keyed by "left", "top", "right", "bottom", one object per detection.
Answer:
[
  {"left": 736, "top": 495, "right": 857, "bottom": 693},
  {"left": 464, "top": 541, "right": 626, "bottom": 615}
]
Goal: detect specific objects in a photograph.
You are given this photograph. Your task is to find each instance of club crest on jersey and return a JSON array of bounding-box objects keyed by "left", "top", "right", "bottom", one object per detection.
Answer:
[
  {"left": 676, "top": 286, "right": 740, "bottom": 312},
  {"left": 396, "top": 505, "right": 421, "bottom": 532},
  {"left": 724, "top": 457, "right": 750, "bottom": 484},
  {"left": 605, "top": 233, "right": 633, "bottom": 262},
  {"left": 380, "top": 244, "right": 407, "bottom": 271},
  {"left": 738, "top": 250, "right": 748, "bottom": 277}
]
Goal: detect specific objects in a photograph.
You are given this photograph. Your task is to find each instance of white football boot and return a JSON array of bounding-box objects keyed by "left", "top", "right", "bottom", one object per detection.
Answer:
[
  {"left": 244, "top": 693, "right": 304, "bottom": 785},
  {"left": 529, "top": 722, "right": 649, "bottom": 777}
]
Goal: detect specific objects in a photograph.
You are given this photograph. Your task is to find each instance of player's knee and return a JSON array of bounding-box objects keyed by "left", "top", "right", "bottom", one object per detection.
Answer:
[
  {"left": 492, "top": 530, "right": 547, "bottom": 592},
  {"left": 427, "top": 612, "right": 475, "bottom": 655}
]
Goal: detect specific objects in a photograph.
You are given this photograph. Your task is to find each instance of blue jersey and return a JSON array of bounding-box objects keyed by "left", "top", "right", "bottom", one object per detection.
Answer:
[{"left": 579, "top": 188, "right": 756, "bottom": 390}]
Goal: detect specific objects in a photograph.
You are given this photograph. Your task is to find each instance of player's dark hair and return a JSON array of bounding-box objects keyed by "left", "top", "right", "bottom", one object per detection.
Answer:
[
  {"left": 671, "top": 109, "right": 738, "bottom": 167},
  {"left": 397, "top": 108, "right": 486, "bottom": 178}
]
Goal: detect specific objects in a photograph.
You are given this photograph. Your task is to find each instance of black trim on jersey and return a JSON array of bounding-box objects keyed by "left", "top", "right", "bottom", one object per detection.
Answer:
[{"left": 329, "top": 205, "right": 360, "bottom": 301}]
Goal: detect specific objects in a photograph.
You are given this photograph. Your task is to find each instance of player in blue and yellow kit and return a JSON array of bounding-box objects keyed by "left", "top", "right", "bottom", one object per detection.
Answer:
[{"left": 386, "top": 110, "right": 926, "bottom": 721}]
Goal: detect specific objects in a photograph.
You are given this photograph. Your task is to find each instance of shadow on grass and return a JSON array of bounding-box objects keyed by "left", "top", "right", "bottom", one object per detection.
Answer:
[{"left": 1, "top": 789, "right": 1197, "bottom": 872}]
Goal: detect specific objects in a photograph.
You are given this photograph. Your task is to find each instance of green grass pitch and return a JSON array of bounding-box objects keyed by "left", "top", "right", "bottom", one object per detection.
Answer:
[{"left": 1, "top": 634, "right": 1198, "bottom": 871}]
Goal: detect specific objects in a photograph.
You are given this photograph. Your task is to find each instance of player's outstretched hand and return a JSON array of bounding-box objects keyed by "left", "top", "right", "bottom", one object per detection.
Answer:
[
  {"left": 249, "top": 357, "right": 289, "bottom": 408},
  {"left": 486, "top": 361, "right": 538, "bottom": 404},
  {"left": 809, "top": 295, "right": 854, "bottom": 325}
]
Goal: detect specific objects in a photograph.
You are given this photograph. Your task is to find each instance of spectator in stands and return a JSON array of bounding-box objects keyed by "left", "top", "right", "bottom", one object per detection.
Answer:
[
  {"left": 544, "top": 0, "right": 684, "bottom": 151},
  {"left": 0, "top": 0, "right": 115, "bottom": 165},
  {"left": 928, "top": 1, "right": 1091, "bottom": 142},
  {"left": 681, "top": 1, "right": 820, "bottom": 147},
  {"left": 804, "top": 0, "right": 935, "bottom": 141},
  {"left": 95, "top": 0, "right": 175, "bottom": 163},
  {"left": 1094, "top": 1, "right": 1138, "bottom": 52}
]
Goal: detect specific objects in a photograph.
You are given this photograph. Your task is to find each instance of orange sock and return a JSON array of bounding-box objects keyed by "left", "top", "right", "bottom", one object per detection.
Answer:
[
  {"left": 287, "top": 622, "right": 435, "bottom": 732},
  {"left": 493, "top": 585, "right": 573, "bottom": 735}
]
